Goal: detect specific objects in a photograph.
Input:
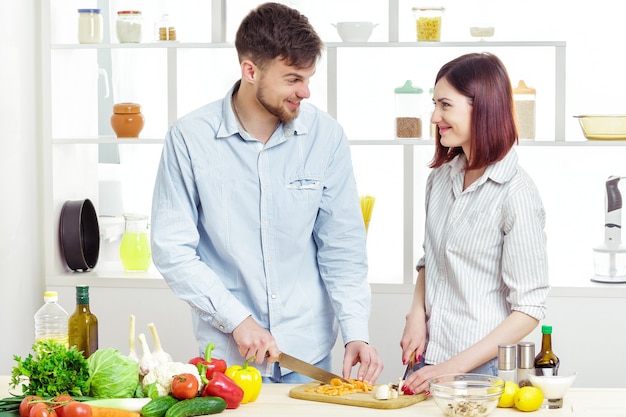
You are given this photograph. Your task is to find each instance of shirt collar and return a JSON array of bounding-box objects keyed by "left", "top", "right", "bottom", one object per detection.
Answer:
[
  {"left": 448, "top": 147, "right": 519, "bottom": 188},
  {"left": 216, "top": 80, "right": 307, "bottom": 142}
]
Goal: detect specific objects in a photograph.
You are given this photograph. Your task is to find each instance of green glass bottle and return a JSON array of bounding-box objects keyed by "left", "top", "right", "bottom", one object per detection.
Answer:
[
  {"left": 68, "top": 285, "right": 98, "bottom": 358},
  {"left": 534, "top": 325, "right": 560, "bottom": 376}
]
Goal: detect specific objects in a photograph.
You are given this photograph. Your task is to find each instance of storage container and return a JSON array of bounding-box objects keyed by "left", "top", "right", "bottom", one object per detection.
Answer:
[
  {"left": 394, "top": 80, "right": 423, "bottom": 139},
  {"left": 116, "top": 10, "right": 142, "bottom": 43},
  {"left": 78, "top": 9, "right": 103, "bottom": 44},
  {"left": 412, "top": 7, "right": 444, "bottom": 42}
]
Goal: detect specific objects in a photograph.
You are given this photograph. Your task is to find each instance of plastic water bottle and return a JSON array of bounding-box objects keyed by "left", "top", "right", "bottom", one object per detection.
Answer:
[{"left": 34, "top": 291, "right": 69, "bottom": 347}]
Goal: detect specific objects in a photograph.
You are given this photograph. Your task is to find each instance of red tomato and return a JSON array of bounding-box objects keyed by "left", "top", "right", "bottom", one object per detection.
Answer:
[
  {"left": 171, "top": 373, "right": 199, "bottom": 400},
  {"left": 62, "top": 402, "right": 91, "bottom": 417},
  {"left": 52, "top": 394, "right": 74, "bottom": 417},
  {"left": 20, "top": 396, "right": 43, "bottom": 417},
  {"left": 29, "top": 403, "right": 57, "bottom": 417}
]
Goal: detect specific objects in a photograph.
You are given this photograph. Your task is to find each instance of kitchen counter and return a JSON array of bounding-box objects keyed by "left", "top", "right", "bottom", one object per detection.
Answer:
[{"left": 2, "top": 376, "right": 624, "bottom": 417}]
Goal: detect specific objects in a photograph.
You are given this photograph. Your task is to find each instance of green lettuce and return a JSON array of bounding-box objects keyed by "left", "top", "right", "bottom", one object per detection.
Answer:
[{"left": 87, "top": 348, "right": 139, "bottom": 398}]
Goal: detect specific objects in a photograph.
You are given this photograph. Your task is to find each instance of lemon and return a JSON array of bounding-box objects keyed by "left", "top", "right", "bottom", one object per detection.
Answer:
[
  {"left": 497, "top": 381, "right": 520, "bottom": 408},
  {"left": 514, "top": 386, "right": 544, "bottom": 412}
]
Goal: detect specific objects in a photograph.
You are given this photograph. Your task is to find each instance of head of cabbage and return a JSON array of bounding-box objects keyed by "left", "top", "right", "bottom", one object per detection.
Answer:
[{"left": 87, "top": 348, "right": 139, "bottom": 398}]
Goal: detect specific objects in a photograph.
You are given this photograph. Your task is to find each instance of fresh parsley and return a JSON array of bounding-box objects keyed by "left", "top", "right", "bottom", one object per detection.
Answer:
[{"left": 11, "top": 340, "right": 90, "bottom": 397}]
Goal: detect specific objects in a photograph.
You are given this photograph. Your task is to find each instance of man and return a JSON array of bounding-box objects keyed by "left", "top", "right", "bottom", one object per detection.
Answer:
[{"left": 151, "top": 2, "right": 383, "bottom": 384}]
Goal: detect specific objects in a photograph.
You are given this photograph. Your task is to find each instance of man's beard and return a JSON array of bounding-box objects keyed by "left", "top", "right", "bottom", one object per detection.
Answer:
[{"left": 257, "top": 83, "right": 298, "bottom": 123}]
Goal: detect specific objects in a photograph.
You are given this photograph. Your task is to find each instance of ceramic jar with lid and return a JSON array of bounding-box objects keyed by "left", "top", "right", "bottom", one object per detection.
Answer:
[{"left": 111, "top": 103, "right": 144, "bottom": 138}]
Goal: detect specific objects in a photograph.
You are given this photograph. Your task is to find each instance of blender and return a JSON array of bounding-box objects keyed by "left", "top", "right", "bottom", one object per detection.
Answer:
[{"left": 592, "top": 176, "right": 626, "bottom": 283}]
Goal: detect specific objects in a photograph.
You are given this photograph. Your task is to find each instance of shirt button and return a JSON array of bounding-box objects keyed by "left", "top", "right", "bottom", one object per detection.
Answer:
[
  {"left": 219, "top": 325, "right": 225, "bottom": 330},
  {"left": 271, "top": 294, "right": 277, "bottom": 299}
]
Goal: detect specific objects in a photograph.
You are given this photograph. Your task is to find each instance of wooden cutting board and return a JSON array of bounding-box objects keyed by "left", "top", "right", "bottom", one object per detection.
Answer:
[{"left": 289, "top": 382, "right": 427, "bottom": 409}]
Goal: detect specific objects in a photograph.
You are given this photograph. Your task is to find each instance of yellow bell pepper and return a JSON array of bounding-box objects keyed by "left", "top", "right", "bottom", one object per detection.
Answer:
[{"left": 225, "top": 356, "right": 262, "bottom": 403}]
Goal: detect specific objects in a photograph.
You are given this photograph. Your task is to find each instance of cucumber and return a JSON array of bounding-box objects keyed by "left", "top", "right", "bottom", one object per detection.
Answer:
[
  {"left": 164, "top": 397, "right": 227, "bottom": 417},
  {"left": 141, "top": 395, "right": 179, "bottom": 417}
]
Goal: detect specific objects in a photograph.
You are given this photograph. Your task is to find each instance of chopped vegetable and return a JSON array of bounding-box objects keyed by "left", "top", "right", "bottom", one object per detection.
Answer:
[
  {"left": 223, "top": 357, "right": 262, "bottom": 404},
  {"left": 189, "top": 344, "right": 226, "bottom": 380},
  {"left": 147, "top": 324, "right": 172, "bottom": 365},
  {"left": 10, "top": 340, "right": 90, "bottom": 397},
  {"left": 305, "top": 378, "right": 373, "bottom": 396},
  {"left": 86, "top": 348, "right": 139, "bottom": 399},
  {"left": 374, "top": 384, "right": 391, "bottom": 400}
]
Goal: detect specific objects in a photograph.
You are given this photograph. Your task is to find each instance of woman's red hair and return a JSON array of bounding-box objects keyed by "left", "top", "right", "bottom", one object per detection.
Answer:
[{"left": 430, "top": 53, "right": 518, "bottom": 170}]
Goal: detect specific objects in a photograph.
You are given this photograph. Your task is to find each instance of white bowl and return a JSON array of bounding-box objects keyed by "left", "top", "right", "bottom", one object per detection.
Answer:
[
  {"left": 332, "top": 22, "right": 378, "bottom": 42},
  {"left": 469, "top": 26, "right": 495, "bottom": 38},
  {"left": 527, "top": 370, "right": 577, "bottom": 409}
]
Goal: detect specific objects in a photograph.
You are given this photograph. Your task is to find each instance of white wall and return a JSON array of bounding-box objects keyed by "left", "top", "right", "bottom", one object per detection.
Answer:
[
  {"left": 0, "top": 0, "right": 45, "bottom": 376},
  {"left": 2, "top": 0, "right": 626, "bottom": 389}
]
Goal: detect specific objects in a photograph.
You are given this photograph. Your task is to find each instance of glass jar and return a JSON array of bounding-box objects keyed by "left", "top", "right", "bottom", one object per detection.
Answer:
[
  {"left": 156, "top": 14, "right": 176, "bottom": 41},
  {"left": 120, "top": 214, "right": 152, "bottom": 271},
  {"left": 412, "top": 7, "right": 444, "bottom": 42},
  {"left": 513, "top": 80, "right": 536, "bottom": 140},
  {"left": 111, "top": 102, "right": 145, "bottom": 138},
  {"left": 116, "top": 11, "right": 143, "bottom": 43},
  {"left": 394, "top": 80, "right": 423, "bottom": 139},
  {"left": 77, "top": 9, "right": 103, "bottom": 44}
]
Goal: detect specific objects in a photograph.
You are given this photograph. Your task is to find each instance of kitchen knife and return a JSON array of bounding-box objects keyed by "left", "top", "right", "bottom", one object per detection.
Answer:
[{"left": 277, "top": 352, "right": 349, "bottom": 384}]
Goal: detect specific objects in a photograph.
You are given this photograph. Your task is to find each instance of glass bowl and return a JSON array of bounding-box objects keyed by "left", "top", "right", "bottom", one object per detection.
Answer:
[
  {"left": 429, "top": 374, "right": 504, "bottom": 417},
  {"left": 574, "top": 115, "right": 626, "bottom": 140},
  {"left": 526, "top": 370, "right": 577, "bottom": 409}
]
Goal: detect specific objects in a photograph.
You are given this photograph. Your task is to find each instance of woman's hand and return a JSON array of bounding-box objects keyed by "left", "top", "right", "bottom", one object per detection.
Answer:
[
  {"left": 400, "top": 312, "right": 427, "bottom": 367},
  {"left": 403, "top": 362, "right": 457, "bottom": 394}
]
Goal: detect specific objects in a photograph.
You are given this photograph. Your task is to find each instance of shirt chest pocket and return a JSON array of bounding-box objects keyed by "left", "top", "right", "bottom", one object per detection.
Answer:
[
  {"left": 448, "top": 210, "right": 502, "bottom": 255},
  {"left": 284, "top": 176, "right": 324, "bottom": 208}
]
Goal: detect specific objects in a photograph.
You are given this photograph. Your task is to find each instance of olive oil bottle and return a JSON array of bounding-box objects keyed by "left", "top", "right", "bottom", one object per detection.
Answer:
[
  {"left": 68, "top": 285, "right": 98, "bottom": 358},
  {"left": 534, "top": 325, "right": 560, "bottom": 376}
]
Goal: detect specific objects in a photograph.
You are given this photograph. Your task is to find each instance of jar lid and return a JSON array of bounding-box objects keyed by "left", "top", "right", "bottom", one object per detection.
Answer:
[
  {"left": 394, "top": 80, "right": 423, "bottom": 94},
  {"left": 78, "top": 8, "right": 101, "bottom": 13},
  {"left": 412, "top": 6, "right": 445, "bottom": 11},
  {"left": 513, "top": 80, "right": 536, "bottom": 94},
  {"left": 118, "top": 10, "right": 142, "bottom": 15},
  {"left": 113, "top": 102, "right": 142, "bottom": 114}
]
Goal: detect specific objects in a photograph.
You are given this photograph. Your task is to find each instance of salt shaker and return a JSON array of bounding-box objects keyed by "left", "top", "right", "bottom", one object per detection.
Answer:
[
  {"left": 497, "top": 344, "right": 517, "bottom": 383},
  {"left": 517, "top": 341, "right": 536, "bottom": 387}
]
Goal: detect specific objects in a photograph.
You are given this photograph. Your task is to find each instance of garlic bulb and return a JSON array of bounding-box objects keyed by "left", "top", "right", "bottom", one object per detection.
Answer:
[
  {"left": 128, "top": 314, "right": 139, "bottom": 362},
  {"left": 148, "top": 322, "right": 173, "bottom": 364},
  {"left": 137, "top": 332, "right": 159, "bottom": 376}
]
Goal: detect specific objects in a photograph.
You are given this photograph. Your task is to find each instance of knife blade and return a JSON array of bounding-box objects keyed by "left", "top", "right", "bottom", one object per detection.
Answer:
[{"left": 277, "top": 352, "right": 349, "bottom": 384}]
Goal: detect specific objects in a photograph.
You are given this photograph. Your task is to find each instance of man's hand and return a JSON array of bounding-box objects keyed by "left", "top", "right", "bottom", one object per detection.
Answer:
[
  {"left": 232, "top": 316, "right": 280, "bottom": 364},
  {"left": 343, "top": 341, "right": 384, "bottom": 384}
]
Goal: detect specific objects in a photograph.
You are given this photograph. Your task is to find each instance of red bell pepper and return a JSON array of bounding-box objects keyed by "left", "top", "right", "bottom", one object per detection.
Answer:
[
  {"left": 189, "top": 343, "right": 227, "bottom": 379},
  {"left": 201, "top": 372, "right": 244, "bottom": 409}
]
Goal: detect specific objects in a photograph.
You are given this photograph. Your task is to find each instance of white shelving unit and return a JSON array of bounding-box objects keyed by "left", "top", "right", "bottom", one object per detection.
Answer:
[{"left": 41, "top": 0, "right": 570, "bottom": 288}]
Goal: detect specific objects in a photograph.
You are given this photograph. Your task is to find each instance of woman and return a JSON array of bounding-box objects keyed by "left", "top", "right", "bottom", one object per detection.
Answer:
[{"left": 400, "top": 53, "right": 550, "bottom": 394}]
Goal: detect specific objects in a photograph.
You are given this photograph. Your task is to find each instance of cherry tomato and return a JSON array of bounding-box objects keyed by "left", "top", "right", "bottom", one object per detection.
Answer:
[
  {"left": 29, "top": 403, "right": 57, "bottom": 417},
  {"left": 171, "top": 373, "right": 199, "bottom": 400},
  {"left": 62, "top": 402, "right": 92, "bottom": 417},
  {"left": 20, "top": 396, "right": 43, "bottom": 417},
  {"left": 52, "top": 394, "right": 74, "bottom": 417}
]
